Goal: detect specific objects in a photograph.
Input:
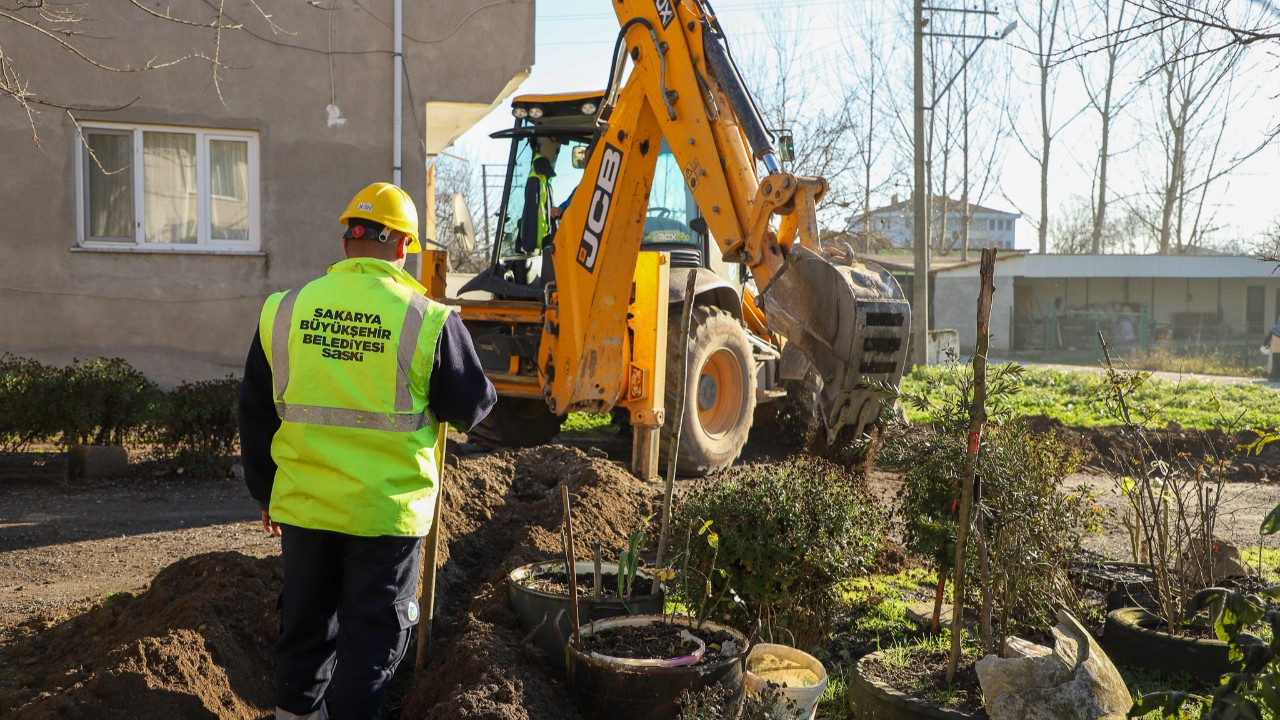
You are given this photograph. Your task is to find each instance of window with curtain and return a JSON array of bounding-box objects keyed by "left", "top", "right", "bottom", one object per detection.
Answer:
[{"left": 78, "top": 124, "right": 259, "bottom": 252}]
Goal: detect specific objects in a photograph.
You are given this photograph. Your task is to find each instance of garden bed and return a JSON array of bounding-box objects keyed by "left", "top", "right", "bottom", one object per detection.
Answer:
[{"left": 3, "top": 422, "right": 1279, "bottom": 717}]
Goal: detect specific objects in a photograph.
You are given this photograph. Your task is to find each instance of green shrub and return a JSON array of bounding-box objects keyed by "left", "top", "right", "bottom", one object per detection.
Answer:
[
  {"left": 55, "top": 357, "right": 160, "bottom": 447},
  {"left": 0, "top": 354, "right": 63, "bottom": 452},
  {"left": 670, "top": 457, "right": 885, "bottom": 651},
  {"left": 883, "top": 362, "right": 1097, "bottom": 644},
  {"left": 151, "top": 377, "right": 240, "bottom": 476}
]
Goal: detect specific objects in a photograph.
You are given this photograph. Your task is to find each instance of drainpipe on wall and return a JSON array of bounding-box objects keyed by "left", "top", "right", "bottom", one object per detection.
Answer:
[{"left": 393, "top": 0, "right": 403, "bottom": 187}]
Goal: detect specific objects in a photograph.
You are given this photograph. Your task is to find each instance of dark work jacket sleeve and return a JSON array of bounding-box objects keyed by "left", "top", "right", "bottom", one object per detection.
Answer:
[
  {"left": 429, "top": 313, "right": 497, "bottom": 431},
  {"left": 517, "top": 176, "right": 540, "bottom": 253},
  {"left": 238, "top": 329, "right": 280, "bottom": 510}
]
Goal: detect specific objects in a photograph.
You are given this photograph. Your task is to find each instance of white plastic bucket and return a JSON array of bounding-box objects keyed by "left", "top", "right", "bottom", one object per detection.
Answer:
[{"left": 744, "top": 643, "right": 828, "bottom": 720}]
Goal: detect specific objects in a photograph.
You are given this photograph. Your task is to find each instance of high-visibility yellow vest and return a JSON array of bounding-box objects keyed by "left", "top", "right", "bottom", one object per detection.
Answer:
[
  {"left": 258, "top": 258, "right": 452, "bottom": 537},
  {"left": 530, "top": 154, "right": 553, "bottom": 249}
]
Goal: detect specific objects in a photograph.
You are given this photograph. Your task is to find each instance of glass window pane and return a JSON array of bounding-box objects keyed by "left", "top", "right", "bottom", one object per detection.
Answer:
[
  {"left": 499, "top": 139, "right": 533, "bottom": 256},
  {"left": 210, "top": 140, "right": 249, "bottom": 241},
  {"left": 642, "top": 141, "right": 698, "bottom": 246},
  {"left": 84, "top": 133, "right": 133, "bottom": 240},
  {"left": 143, "top": 132, "right": 197, "bottom": 245}
]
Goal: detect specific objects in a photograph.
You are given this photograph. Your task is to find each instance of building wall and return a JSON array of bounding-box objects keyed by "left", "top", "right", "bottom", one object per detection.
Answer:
[
  {"left": 1004, "top": 276, "right": 1280, "bottom": 341},
  {"left": 863, "top": 208, "right": 1016, "bottom": 250},
  {"left": 0, "top": 0, "right": 533, "bottom": 386},
  {"left": 932, "top": 274, "right": 1016, "bottom": 354}
]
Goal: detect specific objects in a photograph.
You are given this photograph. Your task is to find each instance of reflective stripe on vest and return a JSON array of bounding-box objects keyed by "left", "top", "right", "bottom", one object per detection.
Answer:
[{"left": 270, "top": 290, "right": 434, "bottom": 432}]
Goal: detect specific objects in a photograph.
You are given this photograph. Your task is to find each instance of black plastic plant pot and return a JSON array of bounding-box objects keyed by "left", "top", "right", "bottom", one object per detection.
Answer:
[
  {"left": 564, "top": 615, "right": 748, "bottom": 720},
  {"left": 849, "top": 651, "right": 981, "bottom": 720},
  {"left": 508, "top": 560, "right": 663, "bottom": 673},
  {"left": 1101, "top": 607, "right": 1231, "bottom": 683}
]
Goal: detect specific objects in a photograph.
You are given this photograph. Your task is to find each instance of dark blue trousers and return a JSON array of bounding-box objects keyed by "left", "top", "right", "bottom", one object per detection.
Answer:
[{"left": 276, "top": 525, "right": 422, "bottom": 720}]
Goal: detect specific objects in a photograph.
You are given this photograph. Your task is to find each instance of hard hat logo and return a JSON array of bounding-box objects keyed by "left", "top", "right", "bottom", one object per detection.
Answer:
[{"left": 339, "top": 182, "right": 422, "bottom": 253}]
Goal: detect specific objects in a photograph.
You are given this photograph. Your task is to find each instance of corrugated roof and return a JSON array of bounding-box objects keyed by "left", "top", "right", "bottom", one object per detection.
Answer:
[{"left": 932, "top": 254, "right": 1280, "bottom": 278}]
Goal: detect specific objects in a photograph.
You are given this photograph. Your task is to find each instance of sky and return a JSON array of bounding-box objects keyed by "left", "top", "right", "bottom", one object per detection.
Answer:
[{"left": 446, "top": 0, "right": 1280, "bottom": 253}]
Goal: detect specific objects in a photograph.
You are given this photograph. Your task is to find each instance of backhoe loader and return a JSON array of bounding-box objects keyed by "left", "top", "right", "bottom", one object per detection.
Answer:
[{"left": 420, "top": 0, "right": 911, "bottom": 477}]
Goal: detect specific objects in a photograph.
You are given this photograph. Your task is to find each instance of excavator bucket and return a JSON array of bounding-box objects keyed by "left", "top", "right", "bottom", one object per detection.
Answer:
[{"left": 757, "top": 245, "right": 911, "bottom": 444}]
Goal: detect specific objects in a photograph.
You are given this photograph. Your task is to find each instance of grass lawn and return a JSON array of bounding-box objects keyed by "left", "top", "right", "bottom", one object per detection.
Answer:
[{"left": 901, "top": 365, "right": 1280, "bottom": 430}]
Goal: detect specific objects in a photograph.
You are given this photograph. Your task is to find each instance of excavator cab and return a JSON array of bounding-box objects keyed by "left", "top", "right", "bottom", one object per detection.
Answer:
[
  {"left": 460, "top": 92, "right": 717, "bottom": 299},
  {"left": 460, "top": 93, "right": 602, "bottom": 300}
]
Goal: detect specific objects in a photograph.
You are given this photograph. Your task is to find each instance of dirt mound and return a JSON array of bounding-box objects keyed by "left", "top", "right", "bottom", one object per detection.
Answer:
[
  {"left": 1025, "top": 415, "right": 1279, "bottom": 483},
  {"left": 407, "top": 444, "right": 659, "bottom": 719},
  {"left": 0, "top": 551, "right": 279, "bottom": 719},
  {"left": 0, "top": 444, "right": 661, "bottom": 720}
]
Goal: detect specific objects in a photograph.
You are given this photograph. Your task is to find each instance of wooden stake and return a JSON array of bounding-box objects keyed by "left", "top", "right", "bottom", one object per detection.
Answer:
[
  {"left": 594, "top": 541, "right": 603, "bottom": 599},
  {"left": 946, "top": 249, "right": 996, "bottom": 684},
  {"left": 652, "top": 271, "right": 699, "bottom": 594},
  {"left": 562, "top": 485, "right": 582, "bottom": 647},
  {"left": 414, "top": 423, "right": 449, "bottom": 680}
]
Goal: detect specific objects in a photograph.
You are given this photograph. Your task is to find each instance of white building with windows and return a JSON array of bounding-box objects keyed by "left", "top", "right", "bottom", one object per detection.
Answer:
[
  {"left": 1, "top": 2, "right": 533, "bottom": 386},
  {"left": 848, "top": 194, "right": 1020, "bottom": 252}
]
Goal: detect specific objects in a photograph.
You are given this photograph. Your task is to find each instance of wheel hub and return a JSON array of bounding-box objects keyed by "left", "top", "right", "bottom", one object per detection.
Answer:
[{"left": 696, "top": 348, "right": 744, "bottom": 438}]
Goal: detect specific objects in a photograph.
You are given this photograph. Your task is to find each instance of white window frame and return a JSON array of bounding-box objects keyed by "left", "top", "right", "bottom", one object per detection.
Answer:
[{"left": 75, "top": 122, "right": 261, "bottom": 253}]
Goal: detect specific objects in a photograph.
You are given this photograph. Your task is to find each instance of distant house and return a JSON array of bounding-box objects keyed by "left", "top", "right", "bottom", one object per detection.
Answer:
[
  {"left": 0, "top": 2, "right": 533, "bottom": 386},
  {"left": 929, "top": 254, "right": 1280, "bottom": 354},
  {"left": 848, "top": 195, "right": 1020, "bottom": 252}
]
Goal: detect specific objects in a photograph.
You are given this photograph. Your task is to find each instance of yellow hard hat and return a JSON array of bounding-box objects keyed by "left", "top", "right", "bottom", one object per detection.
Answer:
[{"left": 339, "top": 182, "right": 421, "bottom": 252}]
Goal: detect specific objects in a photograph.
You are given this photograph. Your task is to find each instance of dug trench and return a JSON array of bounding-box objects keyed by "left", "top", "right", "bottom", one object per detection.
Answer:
[{"left": 0, "top": 444, "right": 663, "bottom": 720}]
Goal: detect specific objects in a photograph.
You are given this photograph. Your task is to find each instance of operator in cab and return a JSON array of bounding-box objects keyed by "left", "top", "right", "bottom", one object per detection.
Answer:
[{"left": 516, "top": 136, "right": 561, "bottom": 255}]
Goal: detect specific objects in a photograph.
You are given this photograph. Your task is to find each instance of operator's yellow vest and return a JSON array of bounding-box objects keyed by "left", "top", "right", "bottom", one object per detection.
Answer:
[
  {"left": 258, "top": 258, "right": 452, "bottom": 537},
  {"left": 530, "top": 154, "right": 553, "bottom": 249}
]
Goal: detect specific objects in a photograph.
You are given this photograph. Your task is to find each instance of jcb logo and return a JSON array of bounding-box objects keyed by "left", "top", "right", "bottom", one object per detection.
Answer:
[
  {"left": 654, "top": 0, "right": 674, "bottom": 28},
  {"left": 577, "top": 143, "right": 623, "bottom": 272}
]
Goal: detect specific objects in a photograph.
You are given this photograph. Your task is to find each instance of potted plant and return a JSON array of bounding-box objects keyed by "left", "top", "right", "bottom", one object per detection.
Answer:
[
  {"left": 666, "top": 456, "right": 883, "bottom": 718},
  {"left": 509, "top": 520, "right": 664, "bottom": 671},
  {"left": 858, "top": 359, "right": 1097, "bottom": 719},
  {"left": 1129, "top": 581, "right": 1280, "bottom": 718},
  {"left": 1091, "top": 359, "right": 1271, "bottom": 682},
  {"left": 561, "top": 515, "right": 750, "bottom": 720}
]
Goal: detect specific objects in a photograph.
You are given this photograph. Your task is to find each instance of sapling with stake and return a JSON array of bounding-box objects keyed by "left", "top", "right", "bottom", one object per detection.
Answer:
[{"left": 946, "top": 247, "right": 996, "bottom": 684}]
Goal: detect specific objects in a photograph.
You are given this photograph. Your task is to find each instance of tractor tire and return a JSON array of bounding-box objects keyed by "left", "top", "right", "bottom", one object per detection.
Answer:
[
  {"left": 467, "top": 397, "right": 562, "bottom": 448},
  {"left": 662, "top": 306, "right": 757, "bottom": 476}
]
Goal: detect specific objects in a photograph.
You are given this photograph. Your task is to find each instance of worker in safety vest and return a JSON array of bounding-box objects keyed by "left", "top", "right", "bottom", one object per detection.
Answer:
[
  {"left": 238, "top": 182, "right": 496, "bottom": 720},
  {"left": 516, "top": 136, "right": 560, "bottom": 255},
  {"left": 1263, "top": 316, "right": 1280, "bottom": 381}
]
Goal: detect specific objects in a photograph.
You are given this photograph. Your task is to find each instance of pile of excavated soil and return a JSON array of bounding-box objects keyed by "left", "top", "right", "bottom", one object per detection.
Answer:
[
  {"left": 1027, "top": 415, "right": 1280, "bottom": 483},
  {"left": 0, "top": 551, "right": 280, "bottom": 719},
  {"left": 0, "top": 444, "right": 659, "bottom": 720}
]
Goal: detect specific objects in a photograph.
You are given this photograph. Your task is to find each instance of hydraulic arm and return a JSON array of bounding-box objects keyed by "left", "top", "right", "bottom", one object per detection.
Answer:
[{"left": 539, "top": 0, "right": 910, "bottom": 441}]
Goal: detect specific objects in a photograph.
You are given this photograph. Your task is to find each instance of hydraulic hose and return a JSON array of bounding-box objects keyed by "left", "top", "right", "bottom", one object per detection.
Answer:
[{"left": 700, "top": 19, "right": 779, "bottom": 172}]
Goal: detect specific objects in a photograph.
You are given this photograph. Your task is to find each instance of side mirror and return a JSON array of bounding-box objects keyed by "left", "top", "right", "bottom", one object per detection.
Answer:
[
  {"left": 777, "top": 129, "right": 795, "bottom": 163},
  {"left": 572, "top": 146, "right": 588, "bottom": 169}
]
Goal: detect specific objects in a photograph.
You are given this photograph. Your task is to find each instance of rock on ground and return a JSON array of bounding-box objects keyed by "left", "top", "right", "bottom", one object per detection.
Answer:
[{"left": 976, "top": 610, "right": 1131, "bottom": 720}]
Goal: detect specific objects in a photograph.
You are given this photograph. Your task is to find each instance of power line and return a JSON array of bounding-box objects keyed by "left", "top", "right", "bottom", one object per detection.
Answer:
[
  {"left": 537, "top": 18, "right": 896, "bottom": 47},
  {"left": 536, "top": 0, "right": 861, "bottom": 22}
]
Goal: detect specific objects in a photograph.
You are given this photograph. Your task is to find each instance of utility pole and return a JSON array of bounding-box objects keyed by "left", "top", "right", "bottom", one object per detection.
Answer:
[
  {"left": 912, "top": 0, "right": 930, "bottom": 369},
  {"left": 912, "top": 3, "right": 1014, "bottom": 366}
]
